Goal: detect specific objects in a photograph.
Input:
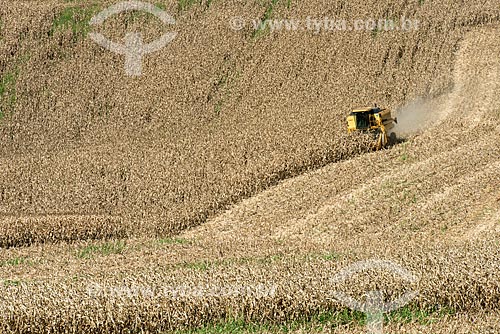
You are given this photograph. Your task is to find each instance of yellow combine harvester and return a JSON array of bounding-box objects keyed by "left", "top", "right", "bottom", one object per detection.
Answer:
[{"left": 346, "top": 105, "right": 398, "bottom": 150}]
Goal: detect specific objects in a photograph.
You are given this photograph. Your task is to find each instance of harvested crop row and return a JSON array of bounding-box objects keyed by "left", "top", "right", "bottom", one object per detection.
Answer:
[{"left": 0, "top": 241, "right": 499, "bottom": 333}]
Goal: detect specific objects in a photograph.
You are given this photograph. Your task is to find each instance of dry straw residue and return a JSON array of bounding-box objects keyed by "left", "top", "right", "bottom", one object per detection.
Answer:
[{"left": 0, "top": 0, "right": 500, "bottom": 332}]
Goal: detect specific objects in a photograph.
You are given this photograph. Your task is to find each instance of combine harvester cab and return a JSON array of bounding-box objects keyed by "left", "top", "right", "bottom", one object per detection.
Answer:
[{"left": 346, "top": 105, "right": 398, "bottom": 150}]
